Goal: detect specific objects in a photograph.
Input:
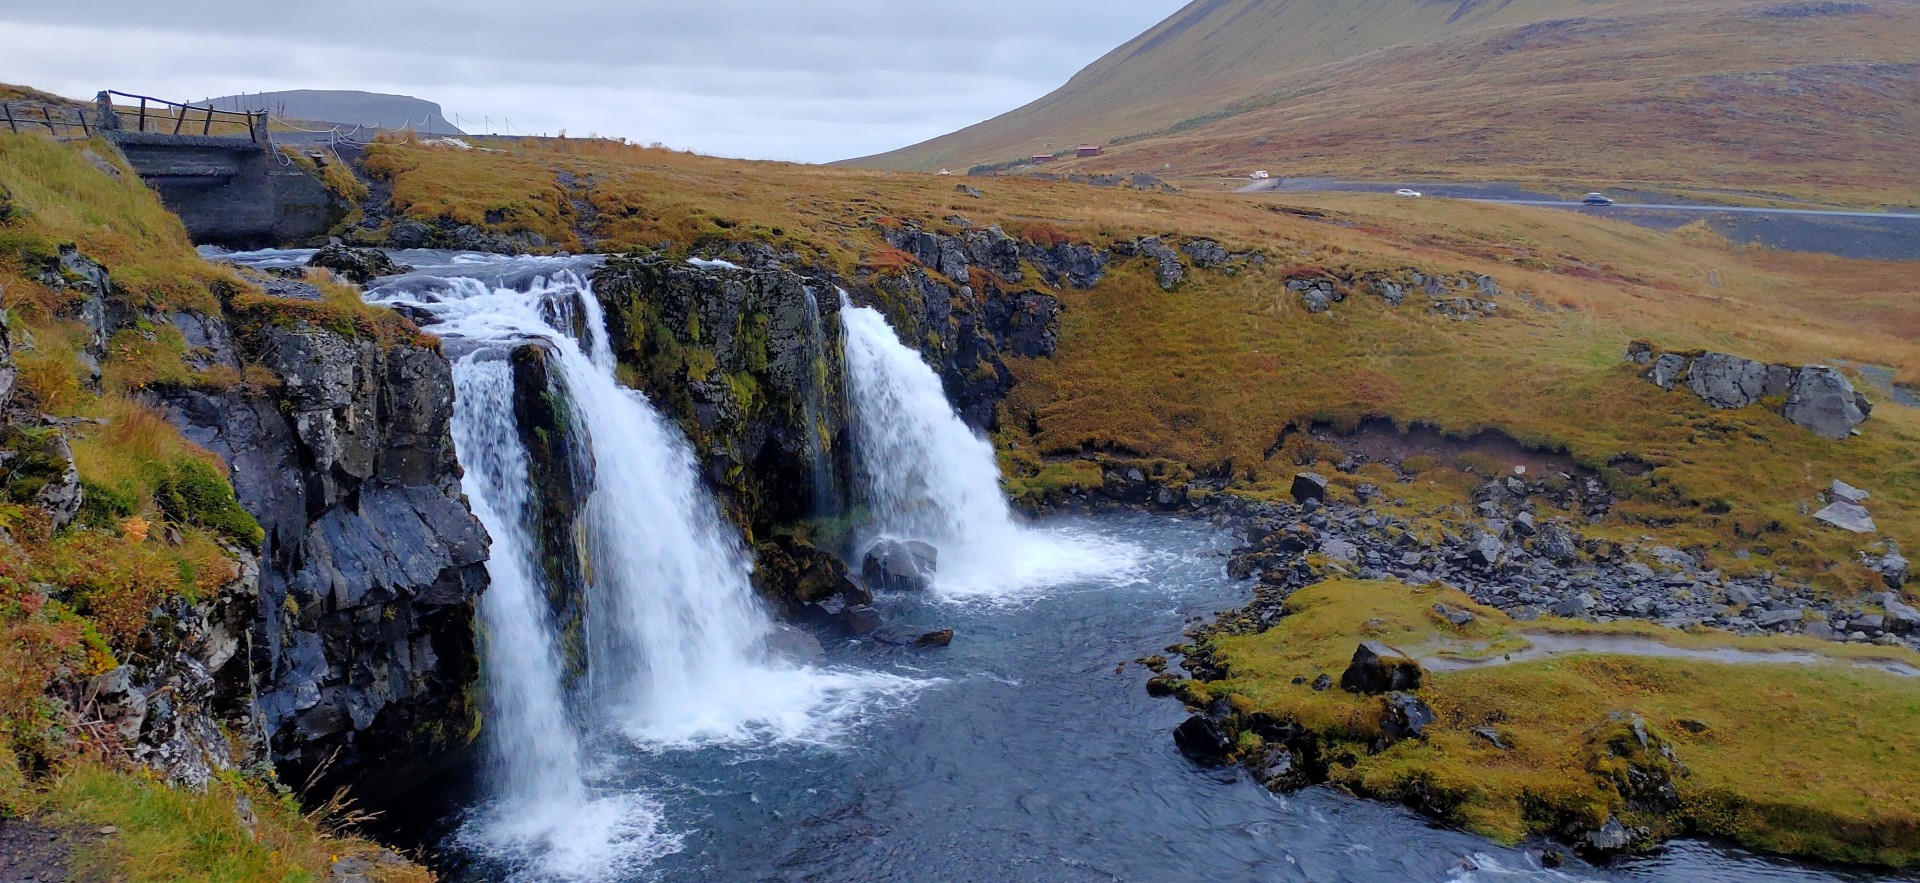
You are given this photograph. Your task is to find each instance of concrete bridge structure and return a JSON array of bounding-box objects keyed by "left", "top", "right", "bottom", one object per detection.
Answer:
[{"left": 85, "top": 92, "right": 340, "bottom": 248}]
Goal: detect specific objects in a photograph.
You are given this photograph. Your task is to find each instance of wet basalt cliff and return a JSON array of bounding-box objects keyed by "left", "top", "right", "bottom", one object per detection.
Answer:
[{"left": 151, "top": 285, "right": 489, "bottom": 789}]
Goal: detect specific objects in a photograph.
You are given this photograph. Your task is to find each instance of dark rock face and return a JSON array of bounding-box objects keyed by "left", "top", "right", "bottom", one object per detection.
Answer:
[
  {"left": 1340, "top": 641, "right": 1424, "bottom": 694},
  {"left": 862, "top": 538, "right": 939, "bottom": 592},
  {"left": 155, "top": 319, "right": 488, "bottom": 788},
  {"left": 90, "top": 575, "right": 261, "bottom": 791},
  {"left": 309, "top": 243, "right": 412, "bottom": 284},
  {"left": 510, "top": 343, "right": 594, "bottom": 683},
  {"left": 594, "top": 255, "right": 849, "bottom": 533},
  {"left": 0, "top": 298, "right": 13, "bottom": 408}
]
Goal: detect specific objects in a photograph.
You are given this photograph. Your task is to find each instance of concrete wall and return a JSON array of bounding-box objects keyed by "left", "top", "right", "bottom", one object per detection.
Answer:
[{"left": 110, "top": 132, "right": 342, "bottom": 249}]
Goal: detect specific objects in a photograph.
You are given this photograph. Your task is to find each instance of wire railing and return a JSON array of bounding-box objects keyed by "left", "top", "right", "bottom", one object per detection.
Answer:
[{"left": 0, "top": 100, "right": 94, "bottom": 137}]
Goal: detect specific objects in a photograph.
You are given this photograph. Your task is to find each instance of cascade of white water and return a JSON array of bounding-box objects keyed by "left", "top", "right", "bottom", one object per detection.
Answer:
[
  {"left": 348, "top": 260, "right": 917, "bottom": 879},
  {"left": 840, "top": 298, "right": 1129, "bottom": 598}
]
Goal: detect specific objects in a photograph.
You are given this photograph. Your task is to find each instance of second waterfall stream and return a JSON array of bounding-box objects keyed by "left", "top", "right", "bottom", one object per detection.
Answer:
[{"left": 840, "top": 295, "right": 1127, "bottom": 599}]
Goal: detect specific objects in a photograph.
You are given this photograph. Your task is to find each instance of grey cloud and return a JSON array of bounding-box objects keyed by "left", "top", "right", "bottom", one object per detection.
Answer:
[{"left": 0, "top": 1, "right": 1180, "bottom": 161}]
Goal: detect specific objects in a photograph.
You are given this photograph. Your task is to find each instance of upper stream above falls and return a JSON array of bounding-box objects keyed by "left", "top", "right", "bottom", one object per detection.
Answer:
[{"left": 212, "top": 248, "right": 1914, "bottom": 883}]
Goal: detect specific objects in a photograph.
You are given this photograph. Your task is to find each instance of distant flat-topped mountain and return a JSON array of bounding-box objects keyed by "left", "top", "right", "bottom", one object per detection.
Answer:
[
  {"left": 201, "top": 89, "right": 466, "bottom": 135},
  {"left": 848, "top": 0, "right": 1920, "bottom": 204}
]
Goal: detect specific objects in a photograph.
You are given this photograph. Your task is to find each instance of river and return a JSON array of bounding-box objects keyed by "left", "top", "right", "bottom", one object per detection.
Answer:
[{"left": 210, "top": 248, "right": 1913, "bottom": 883}]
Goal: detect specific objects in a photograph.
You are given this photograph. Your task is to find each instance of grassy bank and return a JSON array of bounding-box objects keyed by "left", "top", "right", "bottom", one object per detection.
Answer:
[
  {"left": 1196, "top": 579, "right": 1920, "bottom": 866},
  {"left": 0, "top": 132, "right": 430, "bottom": 881}
]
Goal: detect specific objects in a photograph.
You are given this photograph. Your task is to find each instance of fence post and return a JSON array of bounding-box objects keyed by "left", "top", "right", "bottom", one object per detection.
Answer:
[
  {"left": 93, "top": 91, "right": 120, "bottom": 133},
  {"left": 78, "top": 107, "right": 89, "bottom": 137},
  {"left": 39, "top": 106, "right": 55, "bottom": 134},
  {"left": 202, "top": 105, "right": 212, "bottom": 136},
  {"left": 137, "top": 97, "right": 147, "bottom": 132},
  {"left": 3, "top": 103, "right": 15, "bottom": 134}
]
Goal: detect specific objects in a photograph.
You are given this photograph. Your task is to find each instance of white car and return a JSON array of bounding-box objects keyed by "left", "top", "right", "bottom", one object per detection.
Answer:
[
  {"left": 1249, "top": 170, "right": 1271, "bottom": 180},
  {"left": 1395, "top": 188, "right": 1423, "bottom": 198}
]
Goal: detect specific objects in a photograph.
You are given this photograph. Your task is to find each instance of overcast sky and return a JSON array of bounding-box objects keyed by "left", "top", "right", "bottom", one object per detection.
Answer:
[{"left": 0, "top": 1, "right": 1181, "bottom": 162}]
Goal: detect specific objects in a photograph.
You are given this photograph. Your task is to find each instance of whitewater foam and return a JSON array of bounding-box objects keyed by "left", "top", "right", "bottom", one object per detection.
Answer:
[{"left": 841, "top": 299, "right": 1140, "bottom": 600}]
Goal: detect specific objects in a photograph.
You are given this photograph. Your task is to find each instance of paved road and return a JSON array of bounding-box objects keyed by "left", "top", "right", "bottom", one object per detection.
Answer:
[
  {"left": 1481, "top": 198, "right": 1920, "bottom": 221},
  {"left": 1237, "top": 178, "right": 1920, "bottom": 220},
  {"left": 1237, "top": 178, "right": 1920, "bottom": 260}
]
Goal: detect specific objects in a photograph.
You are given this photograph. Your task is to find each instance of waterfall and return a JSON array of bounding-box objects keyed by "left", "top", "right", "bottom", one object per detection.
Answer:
[
  {"left": 841, "top": 298, "right": 1128, "bottom": 598},
  {"left": 451, "top": 352, "right": 671, "bottom": 876},
  {"left": 339, "top": 257, "right": 920, "bottom": 879}
]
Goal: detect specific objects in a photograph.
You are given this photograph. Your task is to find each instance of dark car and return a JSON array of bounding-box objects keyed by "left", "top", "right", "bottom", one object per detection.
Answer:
[{"left": 1583, "top": 192, "right": 1615, "bottom": 206}]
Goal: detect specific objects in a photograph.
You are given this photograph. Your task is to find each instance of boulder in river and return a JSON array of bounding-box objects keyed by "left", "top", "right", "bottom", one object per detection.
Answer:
[
  {"left": 872, "top": 625, "right": 955, "bottom": 648},
  {"left": 308, "top": 242, "right": 411, "bottom": 284},
  {"left": 1173, "top": 713, "right": 1236, "bottom": 763},
  {"left": 1341, "top": 641, "right": 1424, "bottom": 694},
  {"left": 862, "top": 538, "right": 939, "bottom": 592}
]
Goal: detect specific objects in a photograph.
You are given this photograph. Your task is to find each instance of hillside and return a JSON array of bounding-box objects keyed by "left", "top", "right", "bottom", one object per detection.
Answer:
[
  {"left": 850, "top": 0, "right": 1920, "bottom": 206},
  {"left": 333, "top": 135, "right": 1920, "bottom": 863}
]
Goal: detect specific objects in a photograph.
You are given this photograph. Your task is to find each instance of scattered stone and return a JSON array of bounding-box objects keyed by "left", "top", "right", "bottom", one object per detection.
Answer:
[
  {"left": 1587, "top": 815, "right": 1635, "bottom": 852},
  {"left": 1553, "top": 592, "right": 1598, "bottom": 618},
  {"left": 1813, "top": 500, "right": 1876, "bottom": 534},
  {"left": 1882, "top": 593, "right": 1920, "bottom": 633},
  {"left": 1136, "top": 237, "right": 1186, "bottom": 290},
  {"left": 1831, "top": 480, "right": 1870, "bottom": 504},
  {"left": 1645, "top": 353, "right": 1689, "bottom": 390},
  {"left": 1380, "top": 693, "right": 1437, "bottom": 741},
  {"left": 1471, "top": 727, "right": 1510, "bottom": 750},
  {"left": 1312, "top": 673, "right": 1333, "bottom": 692},
  {"left": 1433, "top": 603, "right": 1476, "bottom": 627},
  {"left": 1534, "top": 523, "right": 1580, "bottom": 564},
  {"left": 1467, "top": 533, "right": 1503, "bottom": 569},
  {"left": 1873, "top": 551, "right": 1910, "bottom": 589},
  {"left": 1341, "top": 642, "right": 1424, "bottom": 694},
  {"left": 955, "top": 184, "right": 984, "bottom": 198},
  {"left": 1291, "top": 472, "right": 1329, "bottom": 504},
  {"left": 1755, "top": 608, "right": 1804, "bottom": 627}
]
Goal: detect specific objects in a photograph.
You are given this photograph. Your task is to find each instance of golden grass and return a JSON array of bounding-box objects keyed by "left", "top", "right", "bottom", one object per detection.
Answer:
[
  {"left": 361, "top": 138, "right": 1920, "bottom": 593},
  {"left": 29, "top": 763, "right": 431, "bottom": 883},
  {"left": 1212, "top": 579, "right": 1920, "bottom": 865}
]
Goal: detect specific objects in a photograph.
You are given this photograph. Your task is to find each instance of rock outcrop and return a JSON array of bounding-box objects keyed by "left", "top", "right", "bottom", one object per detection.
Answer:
[
  {"left": 1785, "top": 366, "right": 1874, "bottom": 439},
  {"left": 155, "top": 309, "right": 488, "bottom": 789},
  {"left": 594, "top": 254, "right": 850, "bottom": 533},
  {"left": 1629, "top": 343, "right": 1872, "bottom": 438},
  {"left": 509, "top": 343, "right": 594, "bottom": 682}
]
